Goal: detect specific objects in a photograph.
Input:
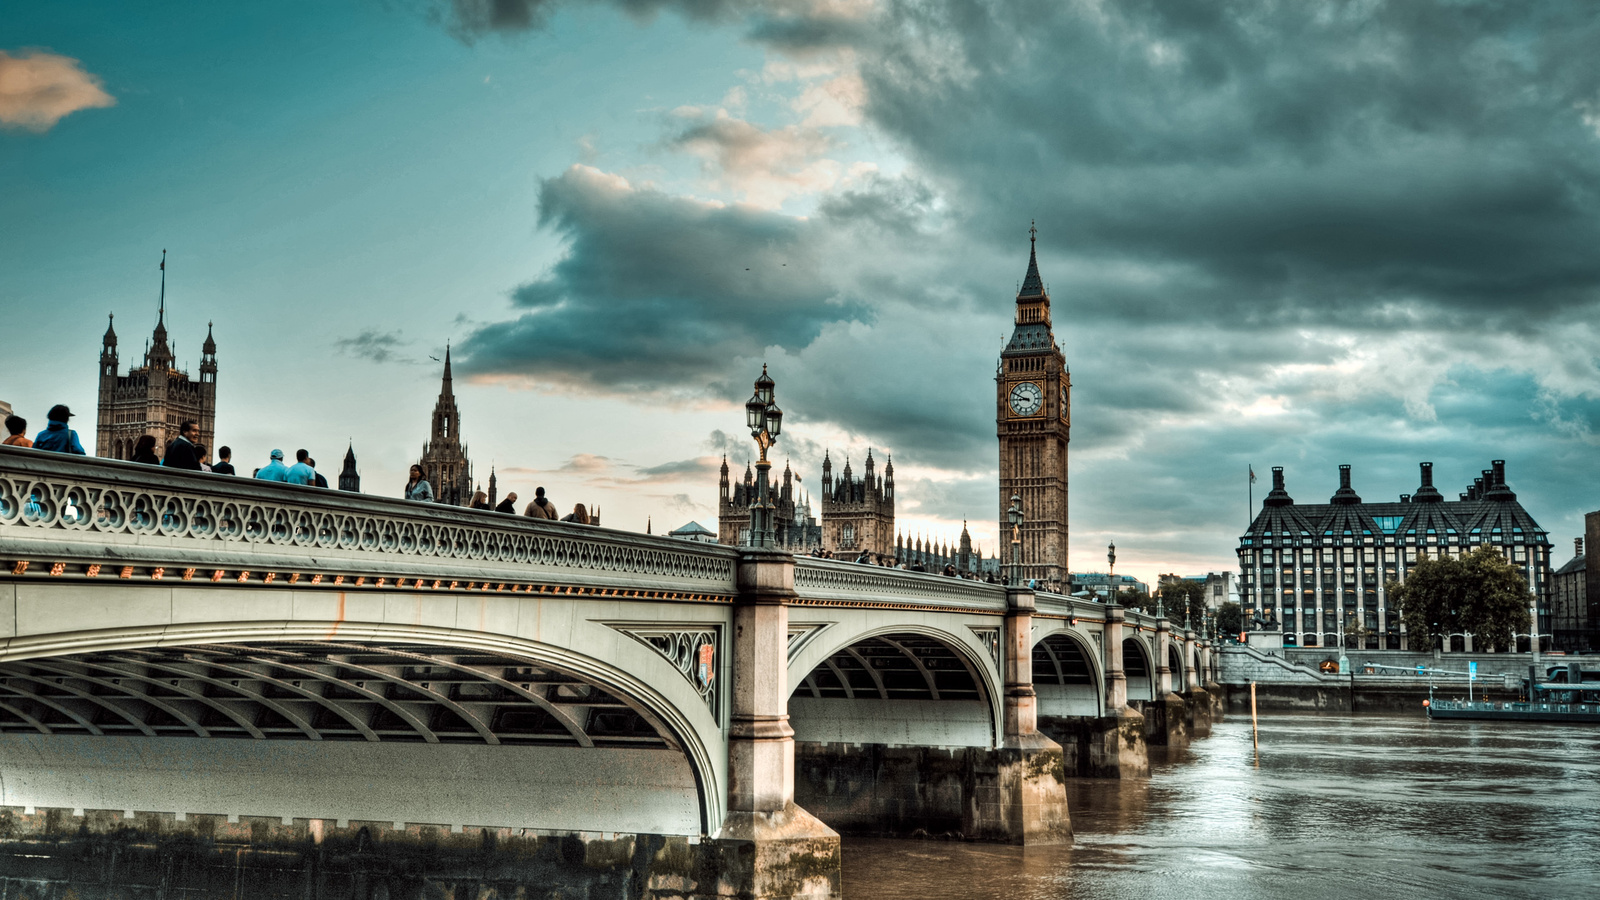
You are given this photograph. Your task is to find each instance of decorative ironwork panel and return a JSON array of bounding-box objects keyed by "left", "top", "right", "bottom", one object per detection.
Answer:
[
  {"left": 968, "top": 626, "right": 1001, "bottom": 670},
  {"left": 607, "top": 624, "right": 722, "bottom": 718}
]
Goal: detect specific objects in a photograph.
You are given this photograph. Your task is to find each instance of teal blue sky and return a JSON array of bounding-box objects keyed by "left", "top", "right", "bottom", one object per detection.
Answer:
[{"left": 4, "top": 1, "right": 1600, "bottom": 583}]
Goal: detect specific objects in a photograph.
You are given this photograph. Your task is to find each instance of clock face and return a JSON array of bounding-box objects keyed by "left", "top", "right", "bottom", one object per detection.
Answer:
[{"left": 1009, "top": 381, "right": 1043, "bottom": 416}]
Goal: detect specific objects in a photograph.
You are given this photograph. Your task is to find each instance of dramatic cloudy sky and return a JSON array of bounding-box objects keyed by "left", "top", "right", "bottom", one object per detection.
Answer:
[{"left": 5, "top": 0, "right": 1599, "bottom": 583}]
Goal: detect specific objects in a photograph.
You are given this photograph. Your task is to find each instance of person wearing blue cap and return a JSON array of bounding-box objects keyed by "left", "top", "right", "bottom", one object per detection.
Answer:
[{"left": 255, "top": 449, "right": 291, "bottom": 482}]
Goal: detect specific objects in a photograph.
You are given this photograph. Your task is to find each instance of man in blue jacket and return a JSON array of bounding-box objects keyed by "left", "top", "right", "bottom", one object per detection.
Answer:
[{"left": 32, "top": 405, "right": 85, "bottom": 455}]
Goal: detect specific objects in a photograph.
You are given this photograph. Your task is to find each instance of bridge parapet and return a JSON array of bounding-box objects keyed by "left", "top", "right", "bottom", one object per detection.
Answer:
[
  {"left": 0, "top": 449, "right": 737, "bottom": 597},
  {"left": 793, "top": 556, "right": 1006, "bottom": 610}
]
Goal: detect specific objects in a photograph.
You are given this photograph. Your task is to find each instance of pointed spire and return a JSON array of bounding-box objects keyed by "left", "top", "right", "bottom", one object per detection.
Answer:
[
  {"left": 1018, "top": 221, "right": 1045, "bottom": 299},
  {"left": 441, "top": 343, "right": 453, "bottom": 391},
  {"left": 202, "top": 320, "right": 216, "bottom": 355},
  {"left": 103, "top": 312, "right": 117, "bottom": 344},
  {"left": 647, "top": 516, "right": 652, "bottom": 535}
]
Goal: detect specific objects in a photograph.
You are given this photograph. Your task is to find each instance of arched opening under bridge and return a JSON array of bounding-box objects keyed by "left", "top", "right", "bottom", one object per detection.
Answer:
[
  {"left": 789, "top": 631, "right": 994, "bottom": 748},
  {"left": 0, "top": 639, "right": 709, "bottom": 836},
  {"left": 1033, "top": 632, "right": 1101, "bottom": 718},
  {"left": 1123, "top": 638, "right": 1153, "bottom": 702}
]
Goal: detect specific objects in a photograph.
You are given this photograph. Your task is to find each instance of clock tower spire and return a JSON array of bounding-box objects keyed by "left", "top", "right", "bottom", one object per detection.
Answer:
[{"left": 996, "top": 223, "right": 1070, "bottom": 588}]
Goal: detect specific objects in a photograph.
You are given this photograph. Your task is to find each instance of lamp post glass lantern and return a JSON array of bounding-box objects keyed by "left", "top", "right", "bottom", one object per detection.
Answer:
[
  {"left": 1007, "top": 494, "right": 1023, "bottom": 586},
  {"left": 744, "top": 365, "right": 783, "bottom": 547}
]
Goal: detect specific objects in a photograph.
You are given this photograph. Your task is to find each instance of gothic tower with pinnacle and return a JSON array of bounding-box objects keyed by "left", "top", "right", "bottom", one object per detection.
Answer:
[
  {"left": 419, "top": 347, "right": 474, "bottom": 506},
  {"left": 996, "top": 225, "right": 1070, "bottom": 587},
  {"left": 96, "top": 253, "right": 218, "bottom": 461}
]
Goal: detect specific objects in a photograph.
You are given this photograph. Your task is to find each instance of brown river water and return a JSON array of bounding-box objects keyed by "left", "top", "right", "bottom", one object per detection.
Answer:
[{"left": 840, "top": 713, "right": 1600, "bottom": 900}]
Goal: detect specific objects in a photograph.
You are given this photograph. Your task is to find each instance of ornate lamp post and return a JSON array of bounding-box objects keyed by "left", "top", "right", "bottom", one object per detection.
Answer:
[
  {"left": 1107, "top": 541, "right": 1116, "bottom": 604},
  {"left": 1007, "top": 493, "right": 1024, "bottom": 586},
  {"left": 743, "top": 365, "right": 784, "bottom": 547}
]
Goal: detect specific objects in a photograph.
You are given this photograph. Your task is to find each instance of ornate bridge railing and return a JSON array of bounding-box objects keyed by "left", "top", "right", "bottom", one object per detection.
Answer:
[
  {"left": 0, "top": 448, "right": 738, "bottom": 598},
  {"left": 793, "top": 556, "right": 1007, "bottom": 611}
]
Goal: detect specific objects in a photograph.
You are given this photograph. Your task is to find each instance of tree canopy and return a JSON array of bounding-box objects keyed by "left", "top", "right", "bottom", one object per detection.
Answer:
[
  {"left": 1388, "top": 547, "right": 1533, "bottom": 651},
  {"left": 1158, "top": 580, "right": 1209, "bottom": 631},
  {"left": 1216, "top": 601, "right": 1242, "bottom": 639}
]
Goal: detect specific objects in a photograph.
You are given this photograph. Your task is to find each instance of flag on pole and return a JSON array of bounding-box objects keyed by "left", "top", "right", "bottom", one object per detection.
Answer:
[{"left": 1249, "top": 466, "right": 1257, "bottom": 484}]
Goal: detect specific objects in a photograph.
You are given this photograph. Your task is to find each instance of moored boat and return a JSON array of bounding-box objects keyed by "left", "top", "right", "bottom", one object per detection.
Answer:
[{"left": 1427, "top": 663, "right": 1600, "bottom": 723}]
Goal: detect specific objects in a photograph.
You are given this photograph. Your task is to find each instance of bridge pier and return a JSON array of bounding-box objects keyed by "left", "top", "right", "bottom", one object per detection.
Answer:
[
  {"left": 717, "top": 548, "right": 841, "bottom": 899},
  {"left": 1184, "top": 629, "right": 1213, "bottom": 739},
  {"left": 990, "top": 587, "right": 1072, "bottom": 844},
  {"left": 1144, "top": 618, "right": 1191, "bottom": 748},
  {"left": 1050, "top": 604, "right": 1148, "bottom": 779}
]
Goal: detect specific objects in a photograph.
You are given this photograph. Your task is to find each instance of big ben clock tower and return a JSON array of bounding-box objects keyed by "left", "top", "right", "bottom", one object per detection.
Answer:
[{"left": 997, "top": 225, "right": 1070, "bottom": 588}]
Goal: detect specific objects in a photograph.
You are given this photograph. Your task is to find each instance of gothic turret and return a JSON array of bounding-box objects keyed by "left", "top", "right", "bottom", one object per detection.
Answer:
[
  {"left": 100, "top": 314, "right": 118, "bottom": 377},
  {"left": 200, "top": 321, "right": 217, "bottom": 385}
]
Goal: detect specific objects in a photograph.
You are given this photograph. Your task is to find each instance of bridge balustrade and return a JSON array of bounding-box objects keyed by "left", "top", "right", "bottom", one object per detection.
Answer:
[{"left": 0, "top": 448, "right": 737, "bottom": 598}]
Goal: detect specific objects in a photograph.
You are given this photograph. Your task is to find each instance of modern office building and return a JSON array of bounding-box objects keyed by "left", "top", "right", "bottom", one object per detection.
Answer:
[{"left": 1238, "top": 461, "right": 1552, "bottom": 650}]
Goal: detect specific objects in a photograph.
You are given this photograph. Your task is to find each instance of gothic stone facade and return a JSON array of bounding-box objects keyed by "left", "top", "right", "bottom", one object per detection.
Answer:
[
  {"left": 717, "top": 458, "right": 821, "bottom": 551},
  {"left": 419, "top": 349, "right": 473, "bottom": 507},
  {"left": 1239, "top": 461, "right": 1553, "bottom": 651},
  {"left": 97, "top": 311, "right": 217, "bottom": 462},
  {"left": 820, "top": 450, "right": 895, "bottom": 559},
  {"left": 996, "top": 233, "right": 1070, "bottom": 588}
]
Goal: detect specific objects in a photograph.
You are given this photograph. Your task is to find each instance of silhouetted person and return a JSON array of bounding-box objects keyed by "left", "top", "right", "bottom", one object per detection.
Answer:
[
  {"left": 211, "top": 446, "right": 236, "bottom": 475},
  {"left": 470, "top": 489, "right": 490, "bottom": 510},
  {"left": 495, "top": 491, "right": 519, "bottom": 514},
  {"left": 561, "top": 502, "right": 590, "bottom": 524},
  {"left": 131, "top": 434, "right": 161, "bottom": 465},
  {"left": 524, "top": 486, "right": 557, "bottom": 519},
  {"left": 308, "top": 457, "right": 328, "bottom": 488},
  {"left": 32, "top": 405, "right": 85, "bottom": 455},
  {"left": 2, "top": 415, "right": 30, "bottom": 448}
]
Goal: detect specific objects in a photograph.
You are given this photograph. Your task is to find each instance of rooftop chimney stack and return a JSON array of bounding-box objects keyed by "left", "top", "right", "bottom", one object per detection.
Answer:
[{"left": 1577, "top": 537, "right": 1585, "bottom": 558}]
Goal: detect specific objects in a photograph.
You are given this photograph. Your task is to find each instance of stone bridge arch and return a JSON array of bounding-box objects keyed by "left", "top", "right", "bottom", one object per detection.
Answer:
[
  {"left": 786, "top": 623, "right": 1001, "bottom": 749},
  {"left": 1122, "top": 635, "right": 1155, "bottom": 702},
  {"left": 1031, "top": 628, "right": 1104, "bottom": 719},
  {"left": 0, "top": 616, "right": 728, "bottom": 837}
]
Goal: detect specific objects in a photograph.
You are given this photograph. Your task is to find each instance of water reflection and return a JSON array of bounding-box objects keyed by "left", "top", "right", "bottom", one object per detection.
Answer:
[{"left": 841, "top": 714, "right": 1600, "bottom": 899}]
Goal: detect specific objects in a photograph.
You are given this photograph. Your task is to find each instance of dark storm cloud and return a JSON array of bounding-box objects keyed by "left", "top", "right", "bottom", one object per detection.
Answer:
[
  {"left": 457, "top": 165, "right": 866, "bottom": 390},
  {"left": 859, "top": 0, "right": 1600, "bottom": 327},
  {"left": 334, "top": 329, "right": 414, "bottom": 364},
  {"left": 440, "top": 0, "right": 748, "bottom": 36}
]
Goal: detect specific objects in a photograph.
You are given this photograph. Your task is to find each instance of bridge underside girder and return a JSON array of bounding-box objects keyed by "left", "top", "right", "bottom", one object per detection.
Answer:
[{"left": 0, "top": 641, "right": 677, "bottom": 750}]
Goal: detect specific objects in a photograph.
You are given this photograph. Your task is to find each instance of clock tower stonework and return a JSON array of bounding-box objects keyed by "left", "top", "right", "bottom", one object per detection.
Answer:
[{"left": 997, "top": 228, "right": 1070, "bottom": 588}]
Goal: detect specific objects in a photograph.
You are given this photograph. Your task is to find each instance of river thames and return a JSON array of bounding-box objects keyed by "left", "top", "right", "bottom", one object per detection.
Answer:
[{"left": 842, "top": 713, "right": 1600, "bottom": 899}]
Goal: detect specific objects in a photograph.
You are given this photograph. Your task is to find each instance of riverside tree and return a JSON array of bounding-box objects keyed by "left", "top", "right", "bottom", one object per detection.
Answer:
[
  {"left": 1216, "top": 601, "right": 1242, "bottom": 638},
  {"left": 1389, "top": 547, "right": 1533, "bottom": 651}
]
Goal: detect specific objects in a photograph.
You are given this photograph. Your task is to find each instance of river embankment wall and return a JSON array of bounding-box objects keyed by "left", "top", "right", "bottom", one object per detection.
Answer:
[{"left": 1219, "top": 645, "right": 1540, "bottom": 713}]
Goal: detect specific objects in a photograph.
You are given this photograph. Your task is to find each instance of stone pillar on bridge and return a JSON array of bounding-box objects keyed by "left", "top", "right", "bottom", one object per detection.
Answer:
[
  {"left": 1199, "top": 639, "right": 1225, "bottom": 721},
  {"left": 1089, "top": 605, "right": 1148, "bottom": 778},
  {"left": 993, "top": 586, "right": 1073, "bottom": 844},
  {"left": 719, "top": 547, "right": 841, "bottom": 899},
  {"left": 1146, "top": 617, "right": 1190, "bottom": 748},
  {"left": 1184, "top": 627, "right": 1212, "bottom": 738}
]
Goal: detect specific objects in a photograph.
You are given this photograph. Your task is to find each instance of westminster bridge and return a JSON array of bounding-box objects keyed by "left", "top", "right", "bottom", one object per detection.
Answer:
[{"left": 0, "top": 449, "right": 1221, "bottom": 899}]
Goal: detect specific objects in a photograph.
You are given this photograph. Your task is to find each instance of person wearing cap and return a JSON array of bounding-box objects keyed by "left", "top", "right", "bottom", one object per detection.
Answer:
[
  {"left": 32, "top": 404, "right": 85, "bottom": 455},
  {"left": 255, "top": 449, "right": 292, "bottom": 482}
]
